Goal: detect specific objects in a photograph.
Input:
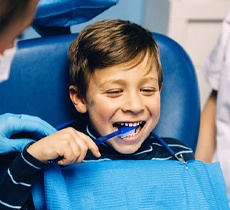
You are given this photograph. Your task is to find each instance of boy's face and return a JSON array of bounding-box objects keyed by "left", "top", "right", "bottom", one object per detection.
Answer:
[{"left": 72, "top": 55, "right": 161, "bottom": 154}]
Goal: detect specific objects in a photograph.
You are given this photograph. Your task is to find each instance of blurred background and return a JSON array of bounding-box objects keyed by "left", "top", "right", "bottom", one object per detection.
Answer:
[{"left": 21, "top": 0, "right": 230, "bottom": 110}]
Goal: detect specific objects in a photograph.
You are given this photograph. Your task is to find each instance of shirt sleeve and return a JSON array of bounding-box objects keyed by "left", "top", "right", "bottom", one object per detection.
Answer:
[
  {"left": 203, "top": 11, "right": 230, "bottom": 91},
  {"left": 0, "top": 144, "right": 47, "bottom": 210}
]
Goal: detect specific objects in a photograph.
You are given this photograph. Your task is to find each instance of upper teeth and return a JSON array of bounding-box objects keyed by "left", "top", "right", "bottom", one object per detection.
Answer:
[{"left": 119, "top": 122, "right": 142, "bottom": 127}]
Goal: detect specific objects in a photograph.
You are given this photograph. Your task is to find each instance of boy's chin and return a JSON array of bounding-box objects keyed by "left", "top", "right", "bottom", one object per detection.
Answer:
[{"left": 111, "top": 143, "right": 141, "bottom": 155}]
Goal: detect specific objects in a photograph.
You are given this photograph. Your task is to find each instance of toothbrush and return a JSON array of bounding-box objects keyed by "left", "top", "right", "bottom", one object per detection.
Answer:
[{"left": 95, "top": 126, "right": 138, "bottom": 145}]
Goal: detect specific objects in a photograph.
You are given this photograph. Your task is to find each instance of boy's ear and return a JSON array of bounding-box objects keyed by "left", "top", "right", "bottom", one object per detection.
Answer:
[{"left": 69, "top": 85, "right": 87, "bottom": 113}]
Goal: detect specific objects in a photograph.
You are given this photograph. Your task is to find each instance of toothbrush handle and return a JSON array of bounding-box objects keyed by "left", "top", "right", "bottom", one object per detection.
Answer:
[{"left": 95, "top": 130, "right": 120, "bottom": 145}]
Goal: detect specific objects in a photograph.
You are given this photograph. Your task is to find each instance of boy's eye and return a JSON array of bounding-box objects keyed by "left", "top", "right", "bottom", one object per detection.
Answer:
[
  {"left": 141, "top": 88, "right": 158, "bottom": 95},
  {"left": 105, "top": 89, "right": 123, "bottom": 97}
]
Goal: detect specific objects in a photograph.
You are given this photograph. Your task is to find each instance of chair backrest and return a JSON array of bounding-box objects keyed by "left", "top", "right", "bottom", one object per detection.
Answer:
[{"left": 0, "top": 33, "right": 200, "bottom": 151}]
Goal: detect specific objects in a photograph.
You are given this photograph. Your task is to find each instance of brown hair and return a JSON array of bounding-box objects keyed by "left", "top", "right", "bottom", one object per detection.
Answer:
[
  {"left": 68, "top": 19, "right": 163, "bottom": 99},
  {"left": 0, "top": 0, "right": 30, "bottom": 35}
]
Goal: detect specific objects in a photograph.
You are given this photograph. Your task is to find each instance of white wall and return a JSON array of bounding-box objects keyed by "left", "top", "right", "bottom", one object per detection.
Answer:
[{"left": 144, "top": 0, "right": 230, "bottom": 108}]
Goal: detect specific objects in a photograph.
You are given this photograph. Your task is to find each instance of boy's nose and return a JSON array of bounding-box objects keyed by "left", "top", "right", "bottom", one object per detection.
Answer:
[{"left": 121, "top": 93, "right": 144, "bottom": 114}]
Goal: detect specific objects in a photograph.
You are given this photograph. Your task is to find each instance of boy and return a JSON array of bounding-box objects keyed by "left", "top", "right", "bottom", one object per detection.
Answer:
[
  {"left": 67, "top": 19, "right": 194, "bottom": 161},
  {"left": 0, "top": 19, "right": 194, "bottom": 209}
]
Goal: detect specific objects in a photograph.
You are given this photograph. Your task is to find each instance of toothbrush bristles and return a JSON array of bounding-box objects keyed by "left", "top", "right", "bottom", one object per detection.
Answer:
[{"left": 120, "top": 126, "right": 137, "bottom": 138}]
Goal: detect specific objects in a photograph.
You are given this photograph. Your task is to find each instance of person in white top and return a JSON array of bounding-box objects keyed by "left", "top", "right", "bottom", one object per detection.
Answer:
[{"left": 196, "top": 10, "right": 230, "bottom": 198}]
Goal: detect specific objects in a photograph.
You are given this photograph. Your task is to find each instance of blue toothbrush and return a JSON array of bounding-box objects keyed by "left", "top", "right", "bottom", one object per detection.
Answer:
[{"left": 95, "top": 126, "right": 138, "bottom": 145}]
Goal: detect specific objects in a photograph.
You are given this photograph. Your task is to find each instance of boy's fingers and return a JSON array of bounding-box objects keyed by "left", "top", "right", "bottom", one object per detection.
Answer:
[
  {"left": 87, "top": 142, "right": 101, "bottom": 158},
  {"left": 75, "top": 131, "right": 101, "bottom": 158},
  {"left": 57, "top": 145, "right": 80, "bottom": 166}
]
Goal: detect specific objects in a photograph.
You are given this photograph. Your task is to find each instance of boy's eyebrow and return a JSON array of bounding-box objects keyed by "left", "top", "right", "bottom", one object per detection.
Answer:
[
  {"left": 99, "top": 79, "right": 126, "bottom": 88},
  {"left": 139, "top": 77, "right": 159, "bottom": 85},
  {"left": 99, "top": 77, "right": 158, "bottom": 88}
]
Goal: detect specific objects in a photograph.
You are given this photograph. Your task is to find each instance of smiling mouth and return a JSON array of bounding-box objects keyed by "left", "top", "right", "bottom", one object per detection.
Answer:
[{"left": 113, "top": 121, "right": 145, "bottom": 138}]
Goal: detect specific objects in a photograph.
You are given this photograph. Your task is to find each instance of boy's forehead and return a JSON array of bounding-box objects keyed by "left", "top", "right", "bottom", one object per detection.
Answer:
[
  {"left": 107, "top": 53, "right": 156, "bottom": 72},
  {"left": 94, "top": 55, "right": 157, "bottom": 78},
  {"left": 123, "top": 56, "right": 156, "bottom": 75}
]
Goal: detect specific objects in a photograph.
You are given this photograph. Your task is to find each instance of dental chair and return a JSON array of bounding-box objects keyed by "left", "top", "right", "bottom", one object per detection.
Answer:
[{"left": 0, "top": 32, "right": 200, "bottom": 151}]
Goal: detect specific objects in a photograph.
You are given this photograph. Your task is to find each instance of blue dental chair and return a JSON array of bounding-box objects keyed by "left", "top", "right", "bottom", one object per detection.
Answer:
[{"left": 0, "top": 32, "right": 200, "bottom": 151}]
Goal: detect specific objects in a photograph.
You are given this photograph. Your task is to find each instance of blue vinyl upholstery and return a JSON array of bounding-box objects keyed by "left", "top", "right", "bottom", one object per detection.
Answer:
[
  {"left": 33, "top": 0, "right": 118, "bottom": 36},
  {"left": 0, "top": 33, "right": 200, "bottom": 151}
]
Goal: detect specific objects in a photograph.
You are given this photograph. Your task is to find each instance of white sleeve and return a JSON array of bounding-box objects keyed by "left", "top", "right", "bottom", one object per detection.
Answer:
[
  {"left": 203, "top": 11, "right": 230, "bottom": 91},
  {"left": 213, "top": 11, "right": 230, "bottom": 199}
]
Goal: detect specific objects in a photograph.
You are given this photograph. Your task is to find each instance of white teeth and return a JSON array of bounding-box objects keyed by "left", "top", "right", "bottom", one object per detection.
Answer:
[{"left": 120, "top": 121, "right": 142, "bottom": 127}]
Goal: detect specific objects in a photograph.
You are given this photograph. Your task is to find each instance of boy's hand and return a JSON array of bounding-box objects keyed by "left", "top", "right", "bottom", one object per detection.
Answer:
[{"left": 27, "top": 127, "right": 101, "bottom": 165}]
